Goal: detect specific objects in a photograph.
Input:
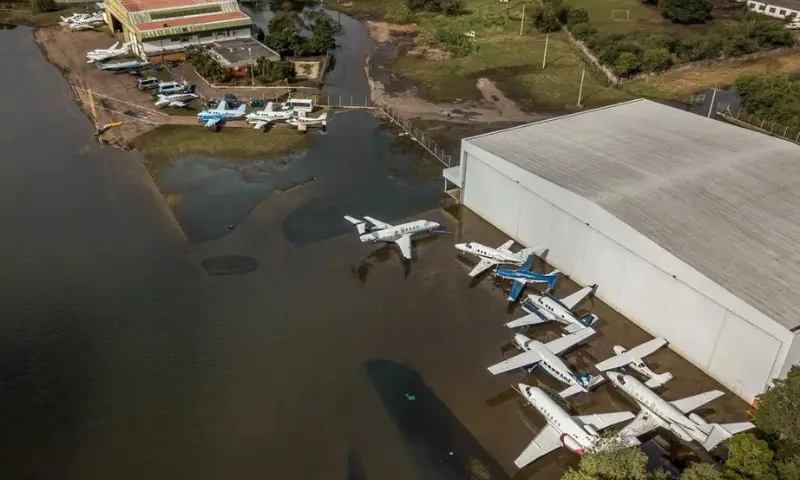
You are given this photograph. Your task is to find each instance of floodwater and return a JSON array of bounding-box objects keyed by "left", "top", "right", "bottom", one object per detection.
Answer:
[{"left": 0, "top": 21, "right": 529, "bottom": 480}]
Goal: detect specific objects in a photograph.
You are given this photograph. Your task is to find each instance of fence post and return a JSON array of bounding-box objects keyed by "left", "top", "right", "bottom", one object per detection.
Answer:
[
  {"left": 796, "top": 131, "right": 800, "bottom": 142},
  {"left": 770, "top": 123, "right": 775, "bottom": 133},
  {"left": 760, "top": 119, "right": 765, "bottom": 128},
  {"left": 784, "top": 126, "right": 789, "bottom": 137},
  {"left": 736, "top": 109, "right": 741, "bottom": 119}
]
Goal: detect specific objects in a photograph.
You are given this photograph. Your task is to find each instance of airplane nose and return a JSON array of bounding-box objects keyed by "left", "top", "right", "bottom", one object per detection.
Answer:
[{"left": 454, "top": 243, "right": 467, "bottom": 250}]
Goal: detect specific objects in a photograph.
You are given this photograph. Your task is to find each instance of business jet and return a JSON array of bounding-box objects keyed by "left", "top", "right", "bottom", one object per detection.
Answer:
[
  {"left": 505, "top": 284, "right": 598, "bottom": 333},
  {"left": 495, "top": 256, "right": 560, "bottom": 301},
  {"left": 454, "top": 239, "right": 539, "bottom": 277},
  {"left": 155, "top": 85, "right": 198, "bottom": 108},
  {"left": 86, "top": 42, "right": 131, "bottom": 63},
  {"left": 595, "top": 338, "right": 673, "bottom": 388},
  {"left": 607, "top": 372, "right": 754, "bottom": 451},
  {"left": 512, "top": 384, "right": 638, "bottom": 468},
  {"left": 344, "top": 215, "right": 444, "bottom": 260},
  {"left": 487, "top": 329, "right": 604, "bottom": 398}
]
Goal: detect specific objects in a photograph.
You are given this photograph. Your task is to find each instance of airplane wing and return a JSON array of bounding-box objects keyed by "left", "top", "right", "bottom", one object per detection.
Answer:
[
  {"left": 618, "top": 410, "right": 663, "bottom": 438},
  {"left": 394, "top": 234, "right": 413, "bottom": 260},
  {"left": 487, "top": 350, "right": 542, "bottom": 375},
  {"left": 544, "top": 327, "right": 596, "bottom": 356},
  {"left": 595, "top": 338, "right": 667, "bottom": 371},
  {"left": 363, "top": 216, "right": 392, "bottom": 229},
  {"left": 513, "top": 424, "right": 562, "bottom": 468},
  {"left": 575, "top": 411, "right": 635, "bottom": 431},
  {"left": 505, "top": 309, "right": 549, "bottom": 329},
  {"left": 203, "top": 118, "right": 221, "bottom": 128},
  {"left": 559, "top": 285, "right": 595, "bottom": 311},
  {"left": 252, "top": 120, "right": 267, "bottom": 129},
  {"left": 170, "top": 101, "right": 186, "bottom": 108},
  {"left": 508, "top": 280, "right": 526, "bottom": 302},
  {"left": 109, "top": 41, "right": 119, "bottom": 50},
  {"left": 469, "top": 258, "right": 497, "bottom": 277},
  {"left": 669, "top": 390, "right": 724, "bottom": 414},
  {"left": 498, "top": 239, "right": 514, "bottom": 251}
]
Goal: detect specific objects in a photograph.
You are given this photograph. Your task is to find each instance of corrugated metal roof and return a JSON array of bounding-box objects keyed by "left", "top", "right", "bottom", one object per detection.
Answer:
[
  {"left": 466, "top": 99, "right": 800, "bottom": 330},
  {"left": 119, "top": 0, "right": 223, "bottom": 13},
  {"left": 135, "top": 10, "right": 248, "bottom": 30}
]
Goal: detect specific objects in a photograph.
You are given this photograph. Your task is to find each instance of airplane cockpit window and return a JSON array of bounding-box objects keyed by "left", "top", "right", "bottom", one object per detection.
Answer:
[{"left": 618, "top": 376, "right": 626, "bottom": 386}]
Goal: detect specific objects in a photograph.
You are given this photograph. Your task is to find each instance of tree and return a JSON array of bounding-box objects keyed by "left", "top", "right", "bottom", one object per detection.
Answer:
[
  {"left": 306, "top": 14, "right": 336, "bottom": 54},
  {"left": 725, "top": 433, "right": 778, "bottom": 480},
  {"left": 253, "top": 58, "right": 295, "bottom": 83},
  {"left": 569, "top": 22, "right": 597, "bottom": 41},
  {"left": 31, "top": 0, "right": 56, "bottom": 12},
  {"left": 680, "top": 463, "right": 725, "bottom": 480},
  {"left": 567, "top": 7, "right": 589, "bottom": 26},
  {"left": 755, "top": 365, "right": 800, "bottom": 456},
  {"left": 405, "top": 0, "right": 464, "bottom": 16},
  {"left": 560, "top": 435, "right": 666, "bottom": 480},
  {"left": 531, "top": 0, "right": 570, "bottom": 32},
  {"left": 615, "top": 51, "right": 641, "bottom": 76},
  {"left": 658, "top": 0, "right": 712, "bottom": 25},
  {"left": 642, "top": 47, "right": 673, "bottom": 72},
  {"left": 266, "top": 11, "right": 303, "bottom": 55}
]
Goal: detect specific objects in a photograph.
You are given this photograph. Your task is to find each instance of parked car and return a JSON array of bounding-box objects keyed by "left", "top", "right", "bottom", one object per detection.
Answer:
[{"left": 137, "top": 77, "right": 159, "bottom": 90}]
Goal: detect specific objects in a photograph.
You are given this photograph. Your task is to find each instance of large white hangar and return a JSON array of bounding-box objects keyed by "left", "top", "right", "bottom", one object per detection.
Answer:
[{"left": 443, "top": 99, "right": 800, "bottom": 403}]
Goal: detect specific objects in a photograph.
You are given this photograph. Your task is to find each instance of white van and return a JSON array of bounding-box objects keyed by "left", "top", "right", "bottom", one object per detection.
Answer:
[
  {"left": 157, "top": 81, "right": 185, "bottom": 95},
  {"left": 137, "top": 77, "right": 159, "bottom": 90},
  {"left": 282, "top": 98, "right": 314, "bottom": 114}
]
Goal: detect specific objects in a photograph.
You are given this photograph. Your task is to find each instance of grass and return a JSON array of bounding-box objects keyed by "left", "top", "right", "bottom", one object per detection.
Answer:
[
  {"left": 0, "top": 5, "right": 88, "bottom": 28},
  {"left": 132, "top": 124, "right": 314, "bottom": 174}
]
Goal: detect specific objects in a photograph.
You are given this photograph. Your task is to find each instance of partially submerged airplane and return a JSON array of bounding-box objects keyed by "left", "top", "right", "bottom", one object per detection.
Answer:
[
  {"left": 495, "top": 255, "right": 560, "bottom": 302},
  {"left": 62, "top": 12, "right": 106, "bottom": 31},
  {"left": 196, "top": 100, "right": 247, "bottom": 129},
  {"left": 245, "top": 102, "right": 295, "bottom": 129},
  {"left": 287, "top": 111, "right": 328, "bottom": 128},
  {"left": 86, "top": 41, "right": 130, "bottom": 63},
  {"left": 454, "top": 239, "right": 538, "bottom": 277},
  {"left": 155, "top": 85, "right": 198, "bottom": 108},
  {"left": 505, "top": 284, "right": 598, "bottom": 333},
  {"left": 512, "top": 384, "right": 638, "bottom": 468},
  {"left": 487, "top": 329, "right": 603, "bottom": 398},
  {"left": 595, "top": 338, "right": 673, "bottom": 388},
  {"left": 344, "top": 215, "right": 443, "bottom": 260},
  {"left": 608, "top": 372, "right": 755, "bottom": 451},
  {"left": 96, "top": 59, "right": 150, "bottom": 72}
]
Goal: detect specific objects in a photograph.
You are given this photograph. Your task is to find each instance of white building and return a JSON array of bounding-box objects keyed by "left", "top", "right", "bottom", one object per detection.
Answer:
[
  {"left": 744, "top": 0, "right": 800, "bottom": 19},
  {"left": 443, "top": 99, "right": 800, "bottom": 403}
]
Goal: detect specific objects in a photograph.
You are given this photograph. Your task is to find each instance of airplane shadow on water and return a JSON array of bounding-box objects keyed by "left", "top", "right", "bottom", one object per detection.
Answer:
[
  {"left": 351, "top": 235, "right": 444, "bottom": 283},
  {"left": 365, "top": 359, "right": 510, "bottom": 480}
]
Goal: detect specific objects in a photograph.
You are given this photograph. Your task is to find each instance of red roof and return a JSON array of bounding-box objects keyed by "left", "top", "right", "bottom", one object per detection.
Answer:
[
  {"left": 121, "top": 0, "right": 224, "bottom": 13},
  {"left": 136, "top": 11, "right": 249, "bottom": 30}
]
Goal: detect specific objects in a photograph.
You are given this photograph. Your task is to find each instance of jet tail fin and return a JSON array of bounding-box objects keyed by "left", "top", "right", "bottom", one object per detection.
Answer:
[
  {"left": 187, "top": 84, "right": 196, "bottom": 94},
  {"left": 344, "top": 215, "right": 368, "bottom": 235},
  {"left": 644, "top": 372, "right": 674, "bottom": 388},
  {"left": 701, "top": 422, "right": 755, "bottom": 451}
]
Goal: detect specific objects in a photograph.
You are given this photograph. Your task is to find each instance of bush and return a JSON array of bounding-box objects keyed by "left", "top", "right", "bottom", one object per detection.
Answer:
[
  {"left": 569, "top": 22, "right": 596, "bottom": 41},
  {"left": 254, "top": 58, "right": 296, "bottom": 83},
  {"left": 567, "top": 7, "right": 589, "bottom": 26},
  {"left": 615, "top": 51, "right": 641, "bottom": 76},
  {"left": 723, "top": 34, "right": 758, "bottom": 57},
  {"left": 642, "top": 47, "right": 673, "bottom": 72},
  {"left": 406, "top": 0, "right": 464, "bottom": 16},
  {"left": 658, "top": 0, "right": 712, "bottom": 24},
  {"left": 531, "top": 0, "right": 570, "bottom": 32},
  {"left": 432, "top": 27, "right": 473, "bottom": 56},
  {"left": 675, "top": 37, "right": 722, "bottom": 62},
  {"left": 31, "top": 0, "right": 56, "bottom": 12}
]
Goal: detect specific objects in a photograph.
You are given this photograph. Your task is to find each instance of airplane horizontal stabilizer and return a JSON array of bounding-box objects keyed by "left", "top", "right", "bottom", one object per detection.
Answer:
[
  {"left": 344, "top": 215, "right": 368, "bottom": 235},
  {"left": 644, "top": 372, "right": 673, "bottom": 388},
  {"left": 559, "top": 383, "right": 585, "bottom": 399},
  {"left": 701, "top": 422, "right": 754, "bottom": 451},
  {"left": 565, "top": 322, "right": 587, "bottom": 334},
  {"left": 508, "top": 280, "right": 526, "bottom": 302}
]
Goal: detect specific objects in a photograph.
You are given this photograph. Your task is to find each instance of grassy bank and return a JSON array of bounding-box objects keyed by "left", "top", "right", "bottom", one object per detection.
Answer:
[
  {"left": 0, "top": 5, "right": 88, "bottom": 28},
  {"left": 132, "top": 124, "right": 314, "bottom": 174}
]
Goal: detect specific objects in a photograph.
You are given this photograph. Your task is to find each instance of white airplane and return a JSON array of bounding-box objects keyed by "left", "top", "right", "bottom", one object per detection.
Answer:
[
  {"left": 86, "top": 42, "right": 131, "bottom": 63},
  {"left": 595, "top": 338, "right": 673, "bottom": 388},
  {"left": 64, "top": 12, "right": 106, "bottom": 31},
  {"left": 454, "top": 239, "right": 539, "bottom": 277},
  {"left": 487, "top": 329, "right": 604, "bottom": 398},
  {"left": 513, "top": 384, "right": 638, "bottom": 468},
  {"left": 155, "top": 85, "right": 198, "bottom": 108},
  {"left": 505, "top": 285, "right": 598, "bottom": 333},
  {"left": 245, "top": 102, "right": 295, "bottom": 129},
  {"left": 287, "top": 112, "right": 328, "bottom": 128},
  {"left": 607, "top": 372, "right": 755, "bottom": 451},
  {"left": 344, "top": 215, "right": 443, "bottom": 260},
  {"left": 196, "top": 100, "right": 247, "bottom": 128}
]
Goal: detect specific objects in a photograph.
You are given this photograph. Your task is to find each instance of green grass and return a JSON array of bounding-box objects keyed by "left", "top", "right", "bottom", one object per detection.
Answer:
[
  {"left": 0, "top": 5, "right": 88, "bottom": 28},
  {"left": 132, "top": 124, "right": 314, "bottom": 175}
]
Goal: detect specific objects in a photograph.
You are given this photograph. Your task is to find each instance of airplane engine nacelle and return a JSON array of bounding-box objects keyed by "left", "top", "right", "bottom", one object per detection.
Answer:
[
  {"left": 668, "top": 423, "right": 693, "bottom": 443},
  {"left": 688, "top": 413, "right": 709, "bottom": 426},
  {"left": 560, "top": 434, "right": 585, "bottom": 455}
]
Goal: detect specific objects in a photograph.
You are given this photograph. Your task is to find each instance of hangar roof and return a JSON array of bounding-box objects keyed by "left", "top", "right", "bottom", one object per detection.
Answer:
[{"left": 466, "top": 99, "right": 800, "bottom": 330}]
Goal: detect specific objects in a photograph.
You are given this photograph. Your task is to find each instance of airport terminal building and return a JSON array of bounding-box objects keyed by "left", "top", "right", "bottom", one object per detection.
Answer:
[{"left": 443, "top": 99, "right": 800, "bottom": 402}]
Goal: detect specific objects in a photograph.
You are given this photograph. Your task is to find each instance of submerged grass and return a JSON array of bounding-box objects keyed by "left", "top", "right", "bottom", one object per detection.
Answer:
[
  {"left": 0, "top": 6, "right": 87, "bottom": 28},
  {"left": 132, "top": 124, "right": 314, "bottom": 175}
]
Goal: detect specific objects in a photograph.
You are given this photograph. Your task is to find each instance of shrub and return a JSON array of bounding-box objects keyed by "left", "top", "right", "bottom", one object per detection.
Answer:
[
  {"left": 615, "top": 51, "right": 641, "bottom": 76},
  {"left": 723, "top": 34, "right": 758, "bottom": 57},
  {"left": 406, "top": 0, "right": 464, "bottom": 16},
  {"left": 531, "top": 0, "right": 570, "bottom": 32},
  {"left": 254, "top": 58, "right": 296, "bottom": 83},
  {"left": 642, "top": 47, "right": 673, "bottom": 72},
  {"left": 433, "top": 27, "right": 473, "bottom": 56},
  {"left": 566, "top": 7, "right": 589, "bottom": 26},
  {"left": 31, "top": 0, "right": 56, "bottom": 12},
  {"left": 658, "top": 0, "right": 712, "bottom": 24},
  {"left": 569, "top": 22, "right": 596, "bottom": 41}
]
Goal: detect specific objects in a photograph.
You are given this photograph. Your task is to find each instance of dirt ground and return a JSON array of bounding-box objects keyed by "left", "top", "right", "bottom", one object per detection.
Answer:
[{"left": 365, "top": 21, "right": 544, "bottom": 124}]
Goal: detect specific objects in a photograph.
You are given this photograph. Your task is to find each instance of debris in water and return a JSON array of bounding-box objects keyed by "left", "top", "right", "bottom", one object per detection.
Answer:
[{"left": 405, "top": 393, "right": 416, "bottom": 401}]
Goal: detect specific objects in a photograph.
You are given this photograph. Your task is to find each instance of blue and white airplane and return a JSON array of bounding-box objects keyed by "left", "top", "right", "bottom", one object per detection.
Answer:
[
  {"left": 197, "top": 100, "right": 247, "bottom": 129},
  {"left": 506, "top": 285, "right": 598, "bottom": 333},
  {"left": 496, "top": 255, "right": 560, "bottom": 302},
  {"left": 487, "top": 329, "right": 604, "bottom": 399}
]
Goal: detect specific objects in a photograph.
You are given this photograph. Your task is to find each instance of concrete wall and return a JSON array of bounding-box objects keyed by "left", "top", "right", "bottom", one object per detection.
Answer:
[{"left": 460, "top": 142, "right": 796, "bottom": 402}]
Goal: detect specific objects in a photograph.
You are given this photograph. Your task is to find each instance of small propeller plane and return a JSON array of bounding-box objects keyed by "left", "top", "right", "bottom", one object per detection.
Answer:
[
  {"left": 495, "top": 255, "right": 560, "bottom": 301},
  {"left": 155, "top": 85, "right": 198, "bottom": 108},
  {"left": 505, "top": 284, "right": 598, "bottom": 333},
  {"left": 197, "top": 100, "right": 247, "bottom": 129},
  {"left": 245, "top": 102, "right": 295, "bottom": 129},
  {"left": 86, "top": 41, "right": 131, "bottom": 63},
  {"left": 454, "top": 239, "right": 539, "bottom": 277},
  {"left": 344, "top": 215, "right": 444, "bottom": 260},
  {"left": 595, "top": 337, "right": 673, "bottom": 388}
]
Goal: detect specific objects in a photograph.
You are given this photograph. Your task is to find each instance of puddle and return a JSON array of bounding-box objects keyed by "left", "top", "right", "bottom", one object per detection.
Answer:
[{"left": 201, "top": 254, "right": 260, "bottom": 275}]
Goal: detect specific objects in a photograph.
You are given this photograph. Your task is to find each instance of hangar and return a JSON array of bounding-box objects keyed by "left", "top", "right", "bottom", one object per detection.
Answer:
[{"left": 443, "top": 99, "right": 800, "bottom": 402}]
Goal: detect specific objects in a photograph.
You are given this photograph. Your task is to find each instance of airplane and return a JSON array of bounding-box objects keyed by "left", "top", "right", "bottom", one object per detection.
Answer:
[
  {"left": 487, "top": 329, "right": 604, "bottom": 398},
  {"left": 454, "top": 239, "right": 539, "bottom": 277},
  {"left": 344, "top": 215, "right": 443, "bottom": 261},
  {"left": 495, "top": 255, "right": 560, "bottom": 302},
  {"left": 154, "top": 85, "right": 198, "bottom": 108},
  {"left": 86, "top": 42, "right": 131, "bottom": 63},
  {"left": 505, "top": 284, "right": 598, "bottom": 333},
  {"left": 96, "top": 59, "right": 151, "bottom": 72},
  {"left": 245, "top": 102, "right": 295, "bottom": 129},
  {"left": 607, "top": 372, "right": 755, "bottom": 451},
  {"left": 64, "top": 12, "right": 106, "bottom": 31},
  {"left": 512, "top": 384, "right": 638, "bottom": 468},
  {"left": 287, "top": 112, "right": 328, "bottom": 129},
  {"left": 196, "top": 100, "right": 247, "bottom": 129},
  {"left": 595, "top": 338, "right": 673, "bottom": 388}
]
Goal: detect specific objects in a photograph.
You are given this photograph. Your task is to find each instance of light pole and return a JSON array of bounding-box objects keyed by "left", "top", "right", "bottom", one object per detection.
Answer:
[{"left": 248, "top": 47, "right": 255, "bottom": 86}]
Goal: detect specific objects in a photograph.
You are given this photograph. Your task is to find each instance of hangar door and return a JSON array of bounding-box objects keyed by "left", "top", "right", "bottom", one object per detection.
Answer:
[{"left": 462, "top": 153, "right": 521, "bottom": 237}]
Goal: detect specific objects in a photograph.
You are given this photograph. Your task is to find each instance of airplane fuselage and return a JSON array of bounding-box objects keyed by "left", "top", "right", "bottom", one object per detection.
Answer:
[
  {"left": 455, "top": 242, "right": 520, "bottom": 263},
  {"left": 514, "top": 335, "right": 585, "bottom": 391},
  {"left": 359, "top": 220, "right": 439, "bottom": 244},
  {"left": 521, "top": 385, "right": 598, "bottom": 454},
  {"left": 524, "top": 294, "right": 585, "bottom": 328}
]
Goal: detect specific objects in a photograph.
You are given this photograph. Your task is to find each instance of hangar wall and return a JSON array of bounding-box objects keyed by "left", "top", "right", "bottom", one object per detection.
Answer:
[{"left": 459, "top": 145, "right": 796, "bottom": 402}]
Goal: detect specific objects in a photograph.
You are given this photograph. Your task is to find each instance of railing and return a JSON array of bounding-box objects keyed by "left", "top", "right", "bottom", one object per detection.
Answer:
[{"left": 716, "top": 103, "right": 800, "bottom": 145}]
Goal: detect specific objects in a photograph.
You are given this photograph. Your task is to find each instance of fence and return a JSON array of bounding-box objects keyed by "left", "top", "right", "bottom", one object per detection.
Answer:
[{"left": 716, "top": 103, "right": 800, "bottom": 145}]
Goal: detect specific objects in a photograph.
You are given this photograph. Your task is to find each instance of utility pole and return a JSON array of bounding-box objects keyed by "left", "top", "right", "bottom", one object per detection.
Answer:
[
  {"left": 707, "top": 84, "right": 718, "bottom": 118},
  {"left": 577, "top": 69, "right": 585, "bottom": 107},
  {"left": 542, "top": 34, "right": 549, "bottom": 69},
  {"left": 519, "top": 5, "right": 525, "bottom": 36},
  {"left": 248, "top": 47, "right": 255, "bottom": 87}
]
